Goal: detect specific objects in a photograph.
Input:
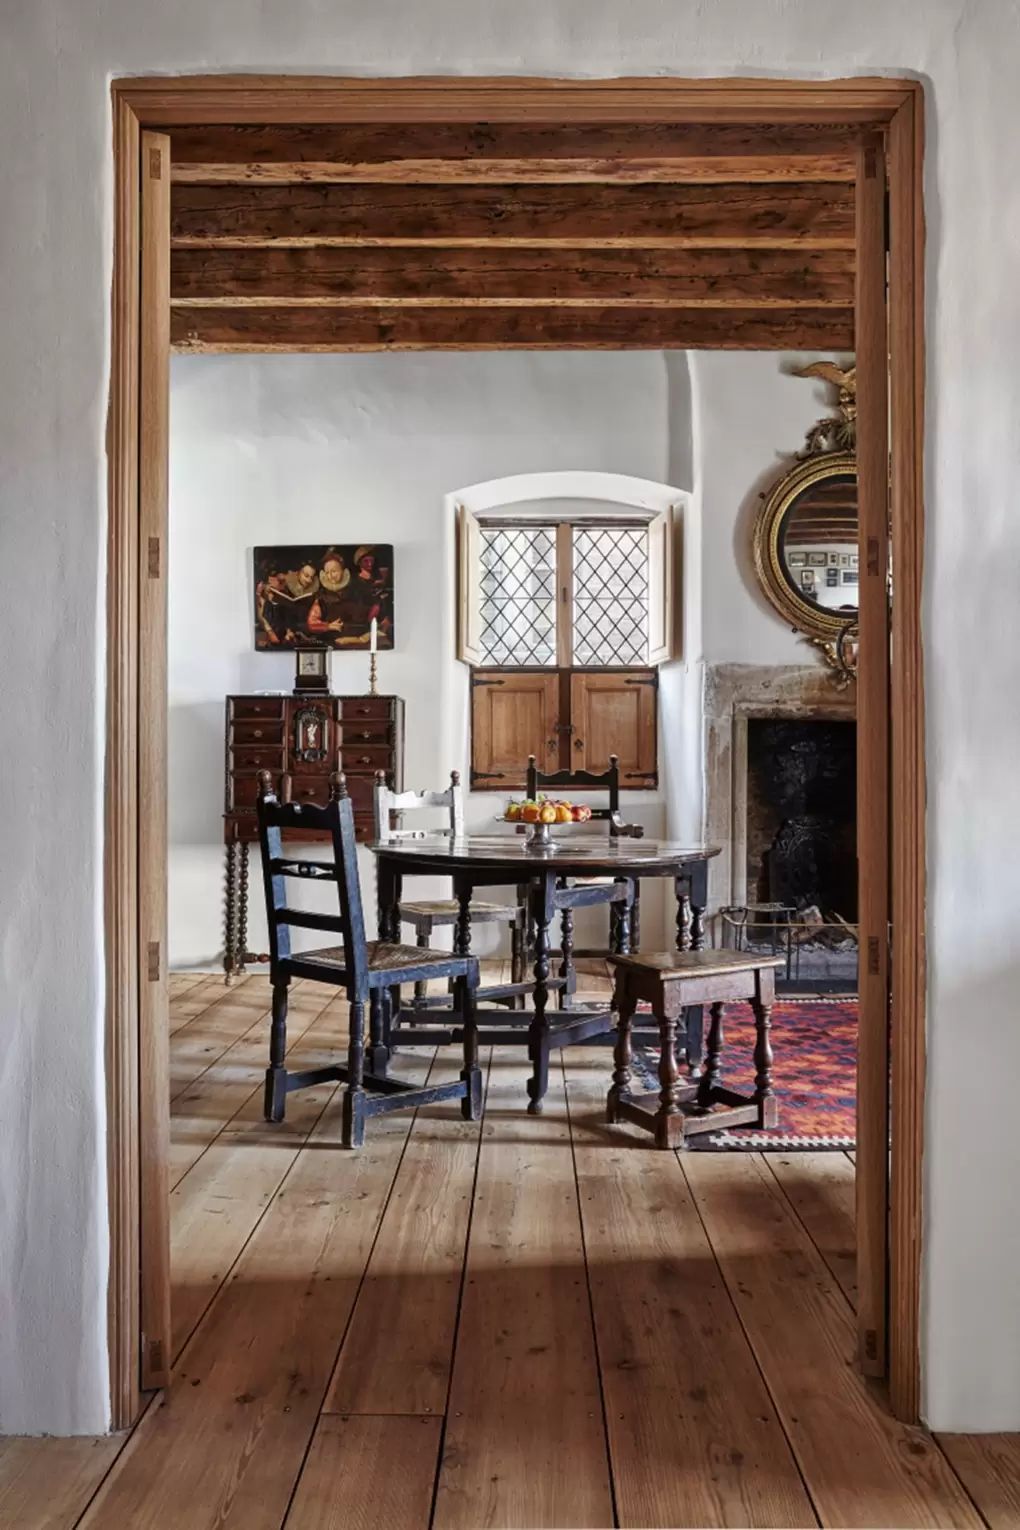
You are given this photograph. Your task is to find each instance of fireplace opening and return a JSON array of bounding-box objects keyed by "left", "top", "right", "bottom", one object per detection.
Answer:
[{"left": 742, "top": 717, "right": 857, "bottom": 991}]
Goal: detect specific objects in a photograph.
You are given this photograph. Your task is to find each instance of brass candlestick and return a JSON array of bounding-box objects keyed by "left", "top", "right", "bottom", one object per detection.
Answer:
[{"left": 368, "top": 651, "right": 378, "bottom": 696}]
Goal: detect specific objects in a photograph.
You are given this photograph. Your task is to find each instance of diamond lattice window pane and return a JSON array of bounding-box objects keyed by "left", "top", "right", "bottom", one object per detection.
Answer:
[
  {"left": 572, "top": 526, "right": 649, "bottom": 665},
  {"left": 478, "top": 526, "right": 557, "bottom": 666}
]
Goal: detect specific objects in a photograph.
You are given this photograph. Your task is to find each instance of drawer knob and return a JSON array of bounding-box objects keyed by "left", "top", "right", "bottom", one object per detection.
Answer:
[{"left": 253, "top": 729, "right": 263, "bottom": 739}]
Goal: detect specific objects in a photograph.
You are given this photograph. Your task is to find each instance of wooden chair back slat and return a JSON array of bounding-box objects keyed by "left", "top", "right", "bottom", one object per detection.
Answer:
[
  {"left": 525, "top": 754, "right": 644, "bottom": 839},
  {"left": 374, "top": 769, "right": 465, "bottom": 841},
  {"left": 256, "top": 770, "right": 369, "bottom": 992}
]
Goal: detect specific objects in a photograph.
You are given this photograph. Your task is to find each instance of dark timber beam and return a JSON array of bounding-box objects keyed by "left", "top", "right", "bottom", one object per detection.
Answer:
[
  {"left": 170, "top": 122, "right": 859, "bottom": 182},
  {"left": 170, "top": 182, "right": 855, "bottom": 248},
  {"left": 170, "top": 302, "right": 854, "bottom": 352},
  {"left": 170, "top": 245, "right": 854, "bottom": 307}
]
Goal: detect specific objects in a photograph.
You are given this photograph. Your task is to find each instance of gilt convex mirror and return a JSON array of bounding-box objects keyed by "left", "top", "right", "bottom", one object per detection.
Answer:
[{"left": 752, "top": 363, "right": 859, "bottom": 684}]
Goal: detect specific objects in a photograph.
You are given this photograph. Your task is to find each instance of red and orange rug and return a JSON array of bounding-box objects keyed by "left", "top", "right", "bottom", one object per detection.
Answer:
[{"left": 634, "top": 996, "right": 857, "bottom": 1150}]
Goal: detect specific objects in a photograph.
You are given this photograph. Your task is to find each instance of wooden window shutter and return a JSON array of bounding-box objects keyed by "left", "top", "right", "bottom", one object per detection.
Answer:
[
  {"left": 570, "top": 671, "right": 657, "bottom": 787},
  {"left": 456, "top": 503, "right": 483, "bottom": 665},
  {"left": 471, "top": 670, "right": 559, "bottom": 788},
  {"left": 647, "top": 505, "right": 676, "bottom": 665}
]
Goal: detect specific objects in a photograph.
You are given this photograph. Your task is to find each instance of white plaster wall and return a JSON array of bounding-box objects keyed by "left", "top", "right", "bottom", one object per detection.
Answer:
[
  {"left": 168, "top": 351, "right": 670, "bottom": 966},
  {"left": 691, "top": 351, "right": 851, "bottom": 667},
  {"left": 2, "top": 0, "right": 1019, "bottom": 1437}
]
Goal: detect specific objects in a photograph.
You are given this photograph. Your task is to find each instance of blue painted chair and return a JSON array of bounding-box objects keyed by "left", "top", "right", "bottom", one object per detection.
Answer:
[{"left": 255, "top": 770, "right": 482, "bottom": 1148}]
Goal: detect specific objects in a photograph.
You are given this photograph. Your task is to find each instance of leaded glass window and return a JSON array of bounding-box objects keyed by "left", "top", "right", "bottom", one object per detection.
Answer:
[
  {"left": 479, "top": 525, "right": 557, "bottom": 666},
  {"left": 572, "top": 526, "right": 649, "bottom": 666}
]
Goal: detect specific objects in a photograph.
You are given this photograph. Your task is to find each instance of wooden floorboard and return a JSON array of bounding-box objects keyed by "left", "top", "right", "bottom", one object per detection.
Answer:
[
  {"left": 169, "top": 977, "right": 276, "bottom": 1090},
  {"left": 15, "top": 962, "right": 1012, "bottom": 1530},
  {"left": 169, "top": 980, "right": 334, "bottom": 1186},
  {"left": 0, "top": 1435, "right": 125, "bottom": 1530},
  {"left": 168, "top": 972, "right": 231, "bottom": 1033},
  {"left": 683, "top": 1152, "right": 983, "bottom": 1529},
  {"left": 432, "top": 1050, "right": 614, "bottom": 1530},
  {"left": 81, "top": 1051, "right": 432, "bottom": 1530},
  {"left": 169, "top": 996, "right": 350, "bottom": 1357},
  {"left": 284, "top": 1414, "right": 442, "bottom": 1530},
  {"left": 937, "top": 1433, "right": 1020, "bottom": 1529},
  {"left": 766, "top": 1152, "right": 858, "bottom": 1310},
  {"left": 324, "top": 1050, "right": 489, "bottom": 1417},
  {"left": 565, "top": 1049, "right": 816, "bottom": 1529}
]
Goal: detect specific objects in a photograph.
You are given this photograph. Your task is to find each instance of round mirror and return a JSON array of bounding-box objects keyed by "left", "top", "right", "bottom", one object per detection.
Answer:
[{"left": 753, "top": 452, "right": 858, "bottom": 643}]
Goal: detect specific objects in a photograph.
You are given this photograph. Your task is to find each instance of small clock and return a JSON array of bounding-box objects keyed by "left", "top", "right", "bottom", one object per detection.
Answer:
[{"left": 293, "top": 649, "right": 330, "bottom": 695}]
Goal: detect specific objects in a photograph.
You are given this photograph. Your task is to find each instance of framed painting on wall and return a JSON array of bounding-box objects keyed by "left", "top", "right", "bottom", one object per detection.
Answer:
[{"left": 253, "top": 544, "right": 394, "bottom": 650}]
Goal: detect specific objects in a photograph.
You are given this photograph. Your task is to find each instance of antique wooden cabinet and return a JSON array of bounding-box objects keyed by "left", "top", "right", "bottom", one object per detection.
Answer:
[{"left": 222, "top": 692, "right": 404, "bottom": 977}]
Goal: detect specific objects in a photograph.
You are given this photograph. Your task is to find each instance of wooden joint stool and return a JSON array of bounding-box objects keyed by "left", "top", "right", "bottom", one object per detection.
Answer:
[{"left": 606, "top": 949, "right": 784, "bottom": 1149}]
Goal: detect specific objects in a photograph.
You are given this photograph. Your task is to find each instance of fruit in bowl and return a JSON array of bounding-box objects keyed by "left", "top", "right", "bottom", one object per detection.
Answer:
[{"left": 502, "top": 796, "right": 593, "bottom": 825}]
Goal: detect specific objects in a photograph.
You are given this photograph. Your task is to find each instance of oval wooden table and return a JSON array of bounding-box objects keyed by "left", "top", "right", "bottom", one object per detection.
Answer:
[{"left": 370, "top": 834, "right": 720, "bottom": 1113}]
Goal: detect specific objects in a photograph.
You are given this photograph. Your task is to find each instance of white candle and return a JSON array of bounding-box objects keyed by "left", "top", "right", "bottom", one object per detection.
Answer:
[{"left": 370, "top": 617, "right": 377, "bottom": 654}]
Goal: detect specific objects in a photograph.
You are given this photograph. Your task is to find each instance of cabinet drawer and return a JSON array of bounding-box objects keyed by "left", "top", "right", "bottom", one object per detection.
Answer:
[
  {"left": 340, "top": 744, "right": 392, "bottom": 773},
  {"left": 231, "top": 720, "right": 285, "bottom": 747},
  {"left": 285, "top": 775, "right": 331, "bottom": 808},
  {"left": 229, "top": 746, "right": 285, "bottom": 774},
  {"left": 341, "top": 698, "right": 396, "bottom": 722},
  {"left": 231, "top": 698, "right": 285, "bottom": 721},
  {"left": 341, "top": 721, "right": 392, "bottom": 746},
  {"left": 228, "top": 772, "right": 283, "bottom": 811}
]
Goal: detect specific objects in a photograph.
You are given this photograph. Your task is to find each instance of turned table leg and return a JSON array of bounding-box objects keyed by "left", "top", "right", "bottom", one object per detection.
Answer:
[{"left": 607, "top": 985, "right": 637, "bottom": 1123}]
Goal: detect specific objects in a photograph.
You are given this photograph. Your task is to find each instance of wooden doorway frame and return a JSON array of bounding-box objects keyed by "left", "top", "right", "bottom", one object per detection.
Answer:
[{"left": 106, "top": 75, "right": 925, "bottom": 1428}]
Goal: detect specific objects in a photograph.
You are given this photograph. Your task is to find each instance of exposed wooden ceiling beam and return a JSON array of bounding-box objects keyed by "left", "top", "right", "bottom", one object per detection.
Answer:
[
  {"left": 170, "top": 182, "right": 854, "bottom": 248},
  {"left": 170, "top": 303, "right": 854, "bottom": 352},
  {"left": 170, "top": 122, "right": 857, "bottom": 183},
  {"left": 170, "top": 245, "right": 854, "bottom": 308}
]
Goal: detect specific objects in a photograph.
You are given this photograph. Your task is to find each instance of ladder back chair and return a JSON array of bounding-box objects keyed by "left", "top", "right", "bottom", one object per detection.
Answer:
[
  {"left": 525, "top": 753, "right": 643, "bottom": 1005},
  {"left": 374, "top": 770, "right": 528, "bottom": 1005},
  {"left": 256, "top": 770, "right": 482, "bottom": 1148}
]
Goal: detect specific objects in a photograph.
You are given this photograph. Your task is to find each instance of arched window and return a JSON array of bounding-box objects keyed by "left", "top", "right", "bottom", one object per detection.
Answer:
[{"left": 451, "top": 472, "right": 686, "bottom": 791}]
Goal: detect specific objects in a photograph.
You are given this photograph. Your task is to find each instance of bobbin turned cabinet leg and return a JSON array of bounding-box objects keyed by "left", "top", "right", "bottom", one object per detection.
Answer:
[
  {"left": 235, "top": 842, "right": 250, "bottom": 975},
  {"left": 264, "top": 979, "right": 289, "bottom": 1122},
  {"left": 223, "top": 841, "right": 238, "bottom": 985}
]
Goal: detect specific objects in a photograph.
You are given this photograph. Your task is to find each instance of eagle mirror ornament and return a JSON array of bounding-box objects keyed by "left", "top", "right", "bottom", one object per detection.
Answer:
[{"left": 752, "top": 361, "right": 859, "bottom": 688}]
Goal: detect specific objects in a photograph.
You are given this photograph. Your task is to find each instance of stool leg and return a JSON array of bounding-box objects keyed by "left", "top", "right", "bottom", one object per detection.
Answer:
[
  {"left": 414, "top": 918, "right": 431, "bottom": 1005},
  {"left": 368, "top": 990, "right": 389, "bottom": 1077},
  {"left": 263, "top": 978, "right": 289, "bottom": 1122},
  {"left": 653, "top": 1007, "right": 683, "bottom": 1149},
  {"left": 698, "top": 1001, "right": 724, "bottom": 1107},
  {"left": 342, "top": 999, "right": 367, "bottom": 1149},
  {"left": 752, "top": 992, "right": 778, "bottom": 1129},
  {"left": 607, "top": 991, "right": 636, "bottom": 1123}
]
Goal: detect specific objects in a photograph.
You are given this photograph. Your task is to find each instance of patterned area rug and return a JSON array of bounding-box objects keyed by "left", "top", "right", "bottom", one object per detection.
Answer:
[{"left": 633, "top": 997, "right": 857, "bottom": 1151}]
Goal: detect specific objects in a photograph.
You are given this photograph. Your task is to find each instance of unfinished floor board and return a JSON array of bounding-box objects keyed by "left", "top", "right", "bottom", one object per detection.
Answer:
[
  {"left": 169, "top": 972, "right": 231, "bottom": 1033},
  {"left": 433, "top": 1051, "right": 613, "bottom": 1530},
  {"left": 284, "top": 1414, "right": 442, "bottom": 1530},
  {"left": 565, "top": 1049, "right": 815, "bottom": 1529},
  {"left": 170, "top": 997, "right": 350, "bottom": 1356},
  {"left": 169, "top": 977, "right": 276, "bottom": 1090},
  {"left": 82, "top": 1055, "right": 431, "bottom": 1530},
  {"left": 170, "top": 981, "right": 335, "bottom": 1186},
  {"left": 684, "top": 1153, "right": 983, "bottom": 1529},
  {"left": 937, "top": 1434, "right": 1020, "bottom": 1529},
  {"left": 766, "top": 1152, "right": 858, "bottom": 1310},
  {"left": 0, "top": 1435, "right": 125, "bottom": 1530},
  {"left": 325, "top": 1048, "right": 489, "bottom": 1416}
]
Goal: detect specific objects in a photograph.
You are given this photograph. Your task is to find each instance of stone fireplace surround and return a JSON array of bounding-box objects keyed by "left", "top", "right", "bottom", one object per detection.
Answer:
[{"left": 703, "top": 664, "right": 857, "bottom": 919}]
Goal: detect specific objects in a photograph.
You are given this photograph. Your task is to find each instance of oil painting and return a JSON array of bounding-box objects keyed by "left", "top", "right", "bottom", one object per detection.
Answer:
[{"left": 253, "top": 544, "right": 394, "bottom": 650}]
